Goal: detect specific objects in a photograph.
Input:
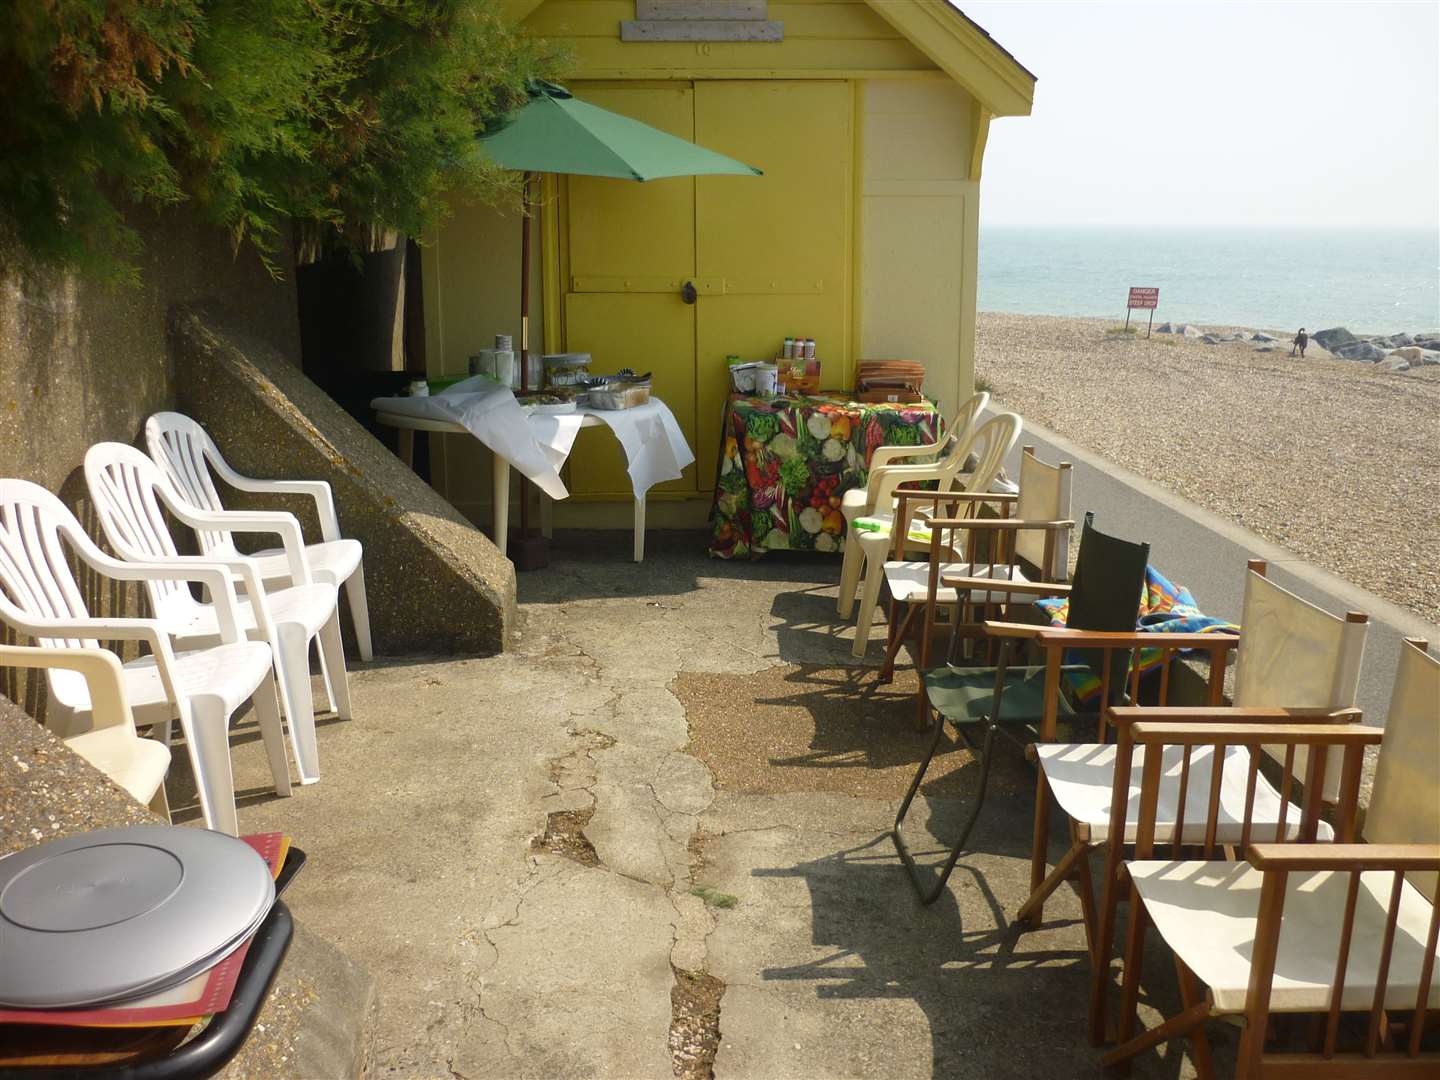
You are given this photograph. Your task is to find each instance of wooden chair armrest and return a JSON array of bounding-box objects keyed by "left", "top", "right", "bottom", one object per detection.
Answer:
[
  {"left": 941, "top": 576, "right": 1072, "bottom": 597},
  {"left": 1247, "top": 843, "right": 1440, "bottom": 873},
  {"left": 927, "top": 518, "right": 1073, "bottom": 532},
  {"left": 1127, "top": 721, "right": 1383, "bottom": 747},
  {"left": 927, "top": 491, "right": 1019, "bottom": 504},
  {"left": 981, "top": 620, "right": 1047, "bottom": 639},
  {"left": 1034, "top": 629, "right": 1240, "bottom": 650},
  {"left": 1108, "top": 706, "right": 1362, "bottom": 727}
]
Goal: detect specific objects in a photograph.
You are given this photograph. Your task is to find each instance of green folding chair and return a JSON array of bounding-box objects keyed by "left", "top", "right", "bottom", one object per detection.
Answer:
[{"left": 893, "top": 513, "right": 1151, "bottom": 903}]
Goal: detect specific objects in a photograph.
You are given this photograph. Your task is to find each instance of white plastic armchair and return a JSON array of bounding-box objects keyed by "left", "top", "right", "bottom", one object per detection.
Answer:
[
  {"left": 0, "top": 479, "right": 290, "bottom": 835},
  {"left": 866, "top": 391, "right": 990, "bottom": 475},
  {"left": 146, "top": 411, "right": 373, "bottom": 660},
  {"left": 846, "top": 411, "right": 1023, "bottom": 658},
  {"left": 86, "top": 442, "right": 350, "bottom": 786},
  {"left": 836, "top": 392, "right": 989, "bottom": 618},
  {"left": 0, "top": 644, "right": 171, "bottom": 815}
]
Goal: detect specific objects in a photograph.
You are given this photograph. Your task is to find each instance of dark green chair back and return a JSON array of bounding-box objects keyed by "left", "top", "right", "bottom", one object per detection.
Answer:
[{"left": 1065, "top": 512, "right": 1150, "bottom": 707}]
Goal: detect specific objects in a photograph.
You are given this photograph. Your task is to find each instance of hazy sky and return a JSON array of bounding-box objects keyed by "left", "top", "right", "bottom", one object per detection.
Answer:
[{"left": 960, "top": 0, "right": 1440, "bottom": 228}]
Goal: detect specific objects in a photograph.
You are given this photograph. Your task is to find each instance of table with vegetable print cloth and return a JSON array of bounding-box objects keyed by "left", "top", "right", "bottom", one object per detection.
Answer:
[{"left": 708, "top": 394, "right": 944, "bottom": 559}]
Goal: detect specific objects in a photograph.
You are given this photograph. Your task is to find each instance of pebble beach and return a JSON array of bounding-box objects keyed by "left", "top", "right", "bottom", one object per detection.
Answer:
[{"left": 975, "top": 311, "right": 1440, "bottom": 624}]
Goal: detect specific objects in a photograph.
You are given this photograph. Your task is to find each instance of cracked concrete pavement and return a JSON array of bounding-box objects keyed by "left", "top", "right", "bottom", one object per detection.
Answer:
[{"left": 214, "top": 530, "right": 1209, "bottom": 1078}]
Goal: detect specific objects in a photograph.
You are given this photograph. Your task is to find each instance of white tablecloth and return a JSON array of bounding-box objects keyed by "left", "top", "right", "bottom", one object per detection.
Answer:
[{"left": 371, "top": 378, "right": 694, "bottom": 500}]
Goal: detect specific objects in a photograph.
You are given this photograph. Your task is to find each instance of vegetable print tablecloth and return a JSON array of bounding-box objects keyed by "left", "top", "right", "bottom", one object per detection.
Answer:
[{"left": 708, "top": 394, "right": 943, "bottom": 559}]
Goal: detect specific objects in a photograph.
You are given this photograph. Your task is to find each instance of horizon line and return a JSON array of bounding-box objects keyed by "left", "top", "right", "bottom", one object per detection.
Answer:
[{"left": 980, "top": 222, "right": 1439, "bottom": 231}]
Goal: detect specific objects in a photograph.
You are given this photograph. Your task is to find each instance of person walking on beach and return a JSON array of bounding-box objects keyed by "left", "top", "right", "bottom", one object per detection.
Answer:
[{"left": 1291, "top": 328, "right": 1308, "bottom": 357}]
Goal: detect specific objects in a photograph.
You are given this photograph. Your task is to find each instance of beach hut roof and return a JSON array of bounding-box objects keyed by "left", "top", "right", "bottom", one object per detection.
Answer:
[{"left": 502, "top": 1, "right": 1036, "bottom": 118}]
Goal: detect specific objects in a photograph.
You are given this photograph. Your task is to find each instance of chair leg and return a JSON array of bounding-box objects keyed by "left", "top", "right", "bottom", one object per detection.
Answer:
[
  {"left": 251, "top": 668, "right": 293, "bottom": 798},
  {"left": 879, "top": 602, "right": 915, "bottom": 683},
  {"left": 149, "top": 782, "right": 171, "bottom": 823},
  {"left": 1174, "top": 955, "right": 1216, "bottom": 1079},
  {"left": 1026, "top": 768, "right": 1052, "bottom": 929},
  {"left": 1101, "top": 883, "right": 1150, "bottom": 1050},
  {"left": 182, "top": 694, "right": 241, "bottom": 836},
  {"left": 316, "top": 639, "right": 338, "bottom": 715},
  {"left": 274, "top": 623, "right": 322, "bottom": 785},
  {"left": 837, "top": 529, "right": 863, "bottom": 618},
  {"left": 317, "top": 610, "right": 353, "bottom": 721},
  {"left": 1100, "top": 1003, "right": 1212, "bottom": 1071},
  {"left": 345, "top": 563, "right": 374, "bottom": 662},
  {"left": 1016, "top": 838, "right": 1093, "bottom": 932},
  {"left": 850, "top": 549, "right": 887, "bottom": 659},
  {"left": 892, "top": 714, "right": 997, "bottom": 905}
]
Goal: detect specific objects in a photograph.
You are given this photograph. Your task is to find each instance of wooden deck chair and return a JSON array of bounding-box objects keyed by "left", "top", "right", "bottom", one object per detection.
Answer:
[
  {"left": 1101, "top": 637, "right": 1438, "bottom": 1077},
  {"left": 892, "top": 515, "right": 1243, "bottom": 904},
  {"left": 1022, "top": 561, "right": 1370, "bottom": 1043},
  {"left": 877, "top": 445, "right": 1074, "bottom": 681}
]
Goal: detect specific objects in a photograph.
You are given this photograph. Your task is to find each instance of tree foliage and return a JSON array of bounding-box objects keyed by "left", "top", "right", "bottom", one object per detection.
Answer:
[{"left": 0, "top": 0, "right": 558, "bottom": 281}]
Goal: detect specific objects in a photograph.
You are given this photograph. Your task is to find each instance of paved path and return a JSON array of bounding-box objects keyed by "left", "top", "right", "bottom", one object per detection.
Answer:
[{"left": 1001, "top": 407, "right": 1439, "bottom": 740}]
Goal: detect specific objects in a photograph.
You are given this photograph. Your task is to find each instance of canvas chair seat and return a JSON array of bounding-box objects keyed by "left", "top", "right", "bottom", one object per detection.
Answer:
[
  {"left": 884, "top": 560, "right": 1033, "bottom": 606},
  {"left": 923, "top": 663, "right": 1084, "bottom": 726},
  {"left": 1036, "top": 742, "right": 1334, "bottom": 845},
  {"left": 1129, "top": 859, "right": 1440, "bottom": 1014}
]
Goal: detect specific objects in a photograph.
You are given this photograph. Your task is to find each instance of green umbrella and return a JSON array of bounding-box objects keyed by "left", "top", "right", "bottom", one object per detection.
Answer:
[
  {"left": 481, "top": 80, "right": 763, "bottom": 182},
  {"left": 475, "top": 80, "right": 761, "bottom": 568}
]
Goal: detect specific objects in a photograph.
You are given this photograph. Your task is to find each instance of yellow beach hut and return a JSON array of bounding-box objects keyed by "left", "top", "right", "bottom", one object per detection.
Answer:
[{"left": 418, "top": 0, "right": 1034, "bottom": 530}]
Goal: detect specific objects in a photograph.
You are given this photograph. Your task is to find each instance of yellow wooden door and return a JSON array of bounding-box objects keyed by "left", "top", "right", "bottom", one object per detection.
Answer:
[
  {"left": 563, "top": 84, "right": 699, "bottom": 497},
  {"left": 693, "top": 81, "right": 853, "bottom": 481},
  {"left": 560, "top": 80, "right": 853, "bottom": 500}
]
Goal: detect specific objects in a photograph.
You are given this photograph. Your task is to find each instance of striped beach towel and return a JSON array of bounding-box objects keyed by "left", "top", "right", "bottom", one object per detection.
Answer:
[{"left": 1033, "top": 565, "right": 1240, "bottom": 703}]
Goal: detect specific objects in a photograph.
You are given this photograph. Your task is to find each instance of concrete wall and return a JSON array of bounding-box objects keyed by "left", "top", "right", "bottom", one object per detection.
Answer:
[
  {"left": 1, "top": 207, "right": 303, "bottom": 714},
  {"left": 859, "top": 78, "right": 978, "bottom": 421},
  {"left": 172, "top": 306, "right": 516, "bottom": 655},
  {"left": 0, "top": 207, "right": 301, "bottom": 497}
]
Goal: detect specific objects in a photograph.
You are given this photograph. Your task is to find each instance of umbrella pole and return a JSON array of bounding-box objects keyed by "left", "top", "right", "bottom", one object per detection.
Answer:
[{"left": 512, "top": 171, "right": 549, "bottom": 571}]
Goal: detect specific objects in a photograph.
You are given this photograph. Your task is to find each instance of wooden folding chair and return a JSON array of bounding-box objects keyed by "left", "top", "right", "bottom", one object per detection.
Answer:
[
  {"left": 1022, "top": 561, "right": 1370, "bottom": 1043},
  {"left": 878, "top": 445, "right": 1074, "bottom": 681},
  {"left": 1104, "top": 638, "right": 1439, "bottom": 1077},
  {"left": 891, "top": 515, "right": 1238, "bottom": 904}
]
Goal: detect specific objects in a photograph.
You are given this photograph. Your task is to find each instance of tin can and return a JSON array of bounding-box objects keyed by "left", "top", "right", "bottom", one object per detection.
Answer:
[{"left": 494, "top": 333, "right": 513, "bottom": 352}]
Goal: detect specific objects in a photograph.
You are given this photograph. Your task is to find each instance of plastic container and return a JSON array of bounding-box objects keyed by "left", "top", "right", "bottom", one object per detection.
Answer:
[
  {"left": 543, "top": 353, "right": 593, "bottom": 387},
  {"left": 492, "top": 350, "right": 516, "bottom": 388},
  {"left": 729, "top": 361, "right": 758, "bottom": 393},
  {"left": 588, "top": 382, "right": 652, "bottom": 410}
]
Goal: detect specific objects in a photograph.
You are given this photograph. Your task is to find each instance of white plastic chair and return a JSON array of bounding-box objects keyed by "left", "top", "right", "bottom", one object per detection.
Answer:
[
  {"left": 848, "top": 411, "right": 1022, "bottom": 658},
  {"left": 145, "top": 411, "right": 373, "bottom": 661},
  {"left": 0, "top": 644, "right": 171, "bottom": 816},
  {"left": 1105, "top": 637, "right": 1439, "bottom": 1074},
  {"left": 85, "top": 442, "right": 348, "bottom": 785},
  {"left": 0, "top": 480, "right": 290, "bottom": 835},
  {"left": 836, "top": 391, "right": 989, "bottom": 618}
]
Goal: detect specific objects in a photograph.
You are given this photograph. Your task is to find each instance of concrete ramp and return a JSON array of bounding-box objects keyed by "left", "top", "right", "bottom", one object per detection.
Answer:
[{"left": 169, "top": 304, "right": 514, "bottom": 655}]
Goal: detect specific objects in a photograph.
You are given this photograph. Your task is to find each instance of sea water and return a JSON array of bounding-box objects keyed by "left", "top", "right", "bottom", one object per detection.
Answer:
[{"left": 978, "top": 226, "right": 1440, "bottom": 334}]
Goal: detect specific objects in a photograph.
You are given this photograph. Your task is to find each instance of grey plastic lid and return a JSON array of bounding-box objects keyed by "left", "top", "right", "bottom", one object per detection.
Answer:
[{"left": 0, "top": 825, "right": 275, "bottom": 1009}]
